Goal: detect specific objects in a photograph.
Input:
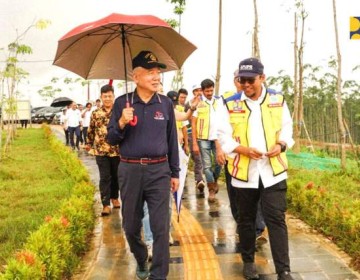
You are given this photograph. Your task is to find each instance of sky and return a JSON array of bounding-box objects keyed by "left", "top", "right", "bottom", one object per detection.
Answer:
[{"left": 0, "top": 0, "right": 359, "bottom": 106}]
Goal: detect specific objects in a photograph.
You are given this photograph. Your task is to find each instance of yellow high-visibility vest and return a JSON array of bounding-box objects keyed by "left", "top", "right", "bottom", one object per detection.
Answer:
[
  {"left": 195, "top": 98, "right": 219, "bottom": 140},
  {"left": 175, "top": 105, "right": 185, "bottom": 130},
  {"left": 224, "top": 90, "right": 288, "bottom": 181}
]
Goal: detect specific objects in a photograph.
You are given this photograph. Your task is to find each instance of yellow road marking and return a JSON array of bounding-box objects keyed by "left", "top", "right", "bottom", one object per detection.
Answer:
[{"left": 172, "top": 206, "right": 223, "bottom": 280}]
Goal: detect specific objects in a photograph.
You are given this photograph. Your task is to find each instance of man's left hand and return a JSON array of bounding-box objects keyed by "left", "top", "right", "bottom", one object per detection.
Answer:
[
  {"left": 265, "top": 144, "right": 282, "bottom": 158},
  {"left": 170, "top": 178, "right": 179, "bottom": 193}
]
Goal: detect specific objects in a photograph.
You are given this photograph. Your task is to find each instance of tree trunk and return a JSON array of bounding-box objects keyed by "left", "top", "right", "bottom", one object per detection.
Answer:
[
  {"left": 214, "top": 0, "right": 222, "bottom": 96},
  {"left": 293, "top": 11, "right": 300, "bottom": 153},
  {"left": 252, "top": 0, "right": 260, "bottom": 59},
  {"left": 332, "top": 0, "right": 347, "bottom": 169}
]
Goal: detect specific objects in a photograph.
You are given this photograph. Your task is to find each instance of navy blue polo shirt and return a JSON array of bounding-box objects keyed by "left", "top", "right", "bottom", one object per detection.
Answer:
[{"left": 107, "top": 90, "right": 180, "bottom": 178}]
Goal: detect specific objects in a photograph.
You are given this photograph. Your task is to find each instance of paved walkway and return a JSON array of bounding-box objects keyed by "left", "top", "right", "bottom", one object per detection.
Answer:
[{"left": 51, "top": 126, "right": 360, "bottom": 280}]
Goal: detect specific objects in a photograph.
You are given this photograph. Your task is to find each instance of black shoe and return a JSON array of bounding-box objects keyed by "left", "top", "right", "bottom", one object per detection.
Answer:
[
  {"left": 136, "top": 262, "right": 149, "bottom": 280},
  {"left": 278, "top": 271, "right": 294, "bottom": 280},
  {"left": 243, "top": 262, "right": 259, "bottom": 279}
]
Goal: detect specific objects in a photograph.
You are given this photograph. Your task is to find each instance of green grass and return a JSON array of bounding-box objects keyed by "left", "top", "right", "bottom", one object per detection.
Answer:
[{"left": 0, "top": 128, "right": 75, "bottom": 267}]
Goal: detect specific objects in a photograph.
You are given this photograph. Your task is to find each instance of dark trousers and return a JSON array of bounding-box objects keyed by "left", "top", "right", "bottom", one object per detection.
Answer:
[
  {"left": 236, "top": 179, "right": 290, "bottom": 274},
  {"left": 20, "top": 120, "right": 28, "bottom": 128},
  {"left": 82, "top": 127, "right": 88, "bottom": 144},
  {"left": 64, "top": 128, "right": 69, "bottom": 145},
  {"left": 68, "top": 126, "right": 80, "bottom": 148},
  {"left": 188, "top": 131, "right": 204, "bottom": 183},
  {"left": 224, "top": 163, "right": 266, "bottom": 235},
  {"left": 95, "top": 156, "right": 120, "bottom": 206},
  {"left": 118, "top": 161, "right": 171, "bottom": 280}
]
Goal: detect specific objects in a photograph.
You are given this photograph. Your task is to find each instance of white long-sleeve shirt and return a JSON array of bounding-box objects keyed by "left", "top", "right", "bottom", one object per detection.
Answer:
[
  {"left": 66, "top": 108, "right": 82, "bottom": 127},
  {"left": 217, "top": 86, "right": 294, "bottom": 189}
]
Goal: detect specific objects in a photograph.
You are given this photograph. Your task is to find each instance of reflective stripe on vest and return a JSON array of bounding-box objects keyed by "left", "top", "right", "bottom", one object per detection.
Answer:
[{"left": 196, "top": 98, "right": 218, "bottom": 140}]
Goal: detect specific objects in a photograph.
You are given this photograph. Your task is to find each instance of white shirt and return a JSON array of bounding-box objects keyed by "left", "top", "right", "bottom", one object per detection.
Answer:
[
  {"left": 82, "top": 109, "right": 91, "bottom": 127},
  {"left": 66, "top": 108, "right": 82, "bottom": 127},
  {"left": 193, "top": 97, "right": 219, "bottom": 140},
  {"left": 217, "top": 86, "right": 294, "bottom": 189},
  {"left": 60, "top": 113, "right": 68, "bottom": 128}
]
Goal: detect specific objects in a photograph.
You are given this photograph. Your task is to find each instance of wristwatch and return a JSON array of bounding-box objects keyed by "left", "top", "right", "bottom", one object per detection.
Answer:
[{"left": 277, "top": 142, "right": 287, "bottom": 153}]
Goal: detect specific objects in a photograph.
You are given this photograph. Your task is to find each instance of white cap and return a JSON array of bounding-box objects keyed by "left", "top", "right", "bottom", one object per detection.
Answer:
[{"left": 192, "top": 84, "right": 202, "bottom": 92}]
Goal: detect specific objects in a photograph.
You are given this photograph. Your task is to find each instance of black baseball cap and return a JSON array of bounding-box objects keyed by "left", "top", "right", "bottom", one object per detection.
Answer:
[
  {"left": 237, "top": 57, "right": 264, "bottom": 77},
  {"left": 166, "top": 90, "right": 178, "bottom": 102},
  {"left": 132, "top": 50, "right": 167, "bottom": 70}
]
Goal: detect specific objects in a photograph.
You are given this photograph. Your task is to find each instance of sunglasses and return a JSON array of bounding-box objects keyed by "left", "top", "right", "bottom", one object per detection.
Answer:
[{"left": 237, "top": 77, "right": 257, "bottom": 85}]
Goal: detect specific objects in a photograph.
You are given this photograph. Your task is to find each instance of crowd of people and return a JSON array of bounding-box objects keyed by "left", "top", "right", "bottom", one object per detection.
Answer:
[{"left": 58, "top": 50, "right": 294, "bottom": 280}]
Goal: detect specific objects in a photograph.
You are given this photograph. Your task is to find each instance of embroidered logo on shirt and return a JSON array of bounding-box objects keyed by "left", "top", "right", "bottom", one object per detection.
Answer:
[{"left": 154, "top": 111, "right": 165, "bottom": 120}]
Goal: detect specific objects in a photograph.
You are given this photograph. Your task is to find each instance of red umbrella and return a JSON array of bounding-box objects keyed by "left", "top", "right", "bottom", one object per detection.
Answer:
[{"left": 53, "top": 13, "right": 197, "bottom": 81}]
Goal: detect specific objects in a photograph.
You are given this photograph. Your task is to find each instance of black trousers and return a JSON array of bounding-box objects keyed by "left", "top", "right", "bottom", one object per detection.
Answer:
[
  {"left": 236, "top": 179, "right": 290, "bottom": 274},
  {"left": 118, "top": 161, "right": 171, "bottom": 280},
  {"left": 68, "top": 126, "right": 80, "bottom": 148},
  {"left": 64, "top": 128, "right": 69, "bottom": 145},
  {"left": 95, "top": 156, "right": 120, "bottom": 206},
  {"left": 225, "top": 163, "right": 266, "bottom": 235}
]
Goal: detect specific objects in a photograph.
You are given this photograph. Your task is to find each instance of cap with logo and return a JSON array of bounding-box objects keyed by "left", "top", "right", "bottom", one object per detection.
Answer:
[
  {"left": 132, "top": 50, "right": 167, "bottom": 70},
  {"left": 237, "top": 57, "right": 264, "bottom": 77}
]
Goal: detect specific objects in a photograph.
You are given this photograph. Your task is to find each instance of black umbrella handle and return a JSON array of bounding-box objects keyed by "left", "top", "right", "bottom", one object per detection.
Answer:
[{"left": 126, "top": 101, "right": 137, "bottom": 126}]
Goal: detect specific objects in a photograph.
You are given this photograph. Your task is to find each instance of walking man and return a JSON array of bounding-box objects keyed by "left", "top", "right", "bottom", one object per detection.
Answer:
[
  {"left": 86, "top": 84, "right": 120, "bottom": 216},
  {"left": 191, "top": 79, "right": 223, "bottom": 202},
  {"left": 218, "top": 58, "right": 294, "bottom": 280},
  {"left": 185, "top": 84, "right": 205, "bottom": 192},
  {"left": 66, "top": 102, "right": 82, "bottom": 150},
  {"left": 107, "top": 50, "right": 179, "bottom": 280}
]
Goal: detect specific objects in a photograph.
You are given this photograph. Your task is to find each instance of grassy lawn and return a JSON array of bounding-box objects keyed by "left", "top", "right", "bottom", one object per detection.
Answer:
[{"left": 0, "top": 128, "right": 75, "bottom": 267}]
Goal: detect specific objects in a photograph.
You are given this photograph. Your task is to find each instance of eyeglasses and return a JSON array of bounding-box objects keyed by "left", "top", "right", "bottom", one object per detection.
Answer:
[{"left": 237, "top": 77, "right": 257, "bottom": 85}]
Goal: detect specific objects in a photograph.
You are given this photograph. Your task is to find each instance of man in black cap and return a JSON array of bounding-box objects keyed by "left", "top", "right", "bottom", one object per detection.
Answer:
[
  {"left": 217, "top": 57, "right": 294, "bottom": 280},
  {"left": 107, "top": 50, "right": 179, "bottom": 280}
]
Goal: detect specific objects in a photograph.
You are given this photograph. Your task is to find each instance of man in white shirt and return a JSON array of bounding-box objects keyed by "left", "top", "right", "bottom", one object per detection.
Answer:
[
  {"left": 191, "top": 79, "right": 223, "bottom": 203},
  {"left": 217, "top": 58, "right": 294, "bottom": 280},
  {"left": 66, "top": 102, "right": 82, "bottom": 150},
  {"left": 81, "top": 102, "right": 92, "bottom": 145}
]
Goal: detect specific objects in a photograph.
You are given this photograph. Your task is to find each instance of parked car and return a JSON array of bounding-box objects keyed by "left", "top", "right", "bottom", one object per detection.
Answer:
[
  {"left": 31, "top": 106, "right": 64, "bottom": 124},
  {"left": 31, "top": 106, "right": 46, "bottom": 121}
]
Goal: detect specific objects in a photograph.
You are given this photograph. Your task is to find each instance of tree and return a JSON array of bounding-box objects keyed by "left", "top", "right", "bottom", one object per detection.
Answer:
[
  {"left": 214, "top": 0, "right": 222, "bottom": 96},
  {"left": 252, "top": 0, "right": 261, "bottom": 59},
  {"left": 332, "top": 0, "right": 347, "bottom": 169},
  {"left": 166, "top": 0, "right": 186, "bottom": 91},
  {"left": 0, "top": 19, "right": 50, "bottom": 159},
  {"left": 293, "top": 0, "right": 308, "bottom": 153}
]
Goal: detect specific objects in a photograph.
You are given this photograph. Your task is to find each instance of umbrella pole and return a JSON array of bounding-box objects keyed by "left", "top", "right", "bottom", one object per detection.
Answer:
[
  {"left": 121, "top": 25, "right": 137, "bottom": 126},
  {"left": 121, "top": 25, "right": 128, "bottom": 99}
]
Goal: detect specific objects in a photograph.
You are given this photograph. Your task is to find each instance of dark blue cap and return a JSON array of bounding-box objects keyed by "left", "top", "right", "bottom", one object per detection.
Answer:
[
  {"left": 238, "top": 57, "right": 264, "bottom": 77},
  {"left": 132, "top": 50, "right": 167, "bottom": 70}
]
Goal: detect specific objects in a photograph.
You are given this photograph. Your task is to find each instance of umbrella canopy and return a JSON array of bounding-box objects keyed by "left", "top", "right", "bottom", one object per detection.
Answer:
[
  {"left": 53, "top": 13, "right": 197, "bottom": 81},
  {"left": 51, "top": 97, "right": 73, "bottom": 107}
]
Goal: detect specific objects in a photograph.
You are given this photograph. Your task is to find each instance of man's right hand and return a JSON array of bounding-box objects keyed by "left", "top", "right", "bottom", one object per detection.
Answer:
[
  {"left": 119, "top": 107, "right": 134, "bottom": 129},
  {"left": 245, "top": 147, "right": 264, "bottom": 160}
]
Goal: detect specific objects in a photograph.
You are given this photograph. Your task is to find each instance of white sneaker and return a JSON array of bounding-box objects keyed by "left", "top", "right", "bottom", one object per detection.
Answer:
[
  {"left": 146, "top": 243, "right": 153, "bottom": 262},
  {"left": 196, "top": 180, "right": 205, "bottom": 193}
]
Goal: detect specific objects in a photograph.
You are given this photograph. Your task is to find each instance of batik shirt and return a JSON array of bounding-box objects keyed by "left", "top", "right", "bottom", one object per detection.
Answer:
[{"left": 87, "top": 107, "right": 119, "bottom": 157}]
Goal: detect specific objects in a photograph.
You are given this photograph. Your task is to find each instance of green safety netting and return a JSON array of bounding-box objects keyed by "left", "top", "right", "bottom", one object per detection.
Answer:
[{"left": 287, "top": 151, "right": 340, "bottom": 171}]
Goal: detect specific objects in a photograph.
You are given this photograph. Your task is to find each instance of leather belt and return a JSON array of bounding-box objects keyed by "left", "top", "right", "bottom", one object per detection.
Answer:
[{"left": 120, "top": 156, "right": 168, "bottom": 165}]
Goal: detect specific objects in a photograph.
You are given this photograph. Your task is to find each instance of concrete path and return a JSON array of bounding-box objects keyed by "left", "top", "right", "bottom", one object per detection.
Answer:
[{"left": 51, "top": 126, "right": 360, "bottom": 280}]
